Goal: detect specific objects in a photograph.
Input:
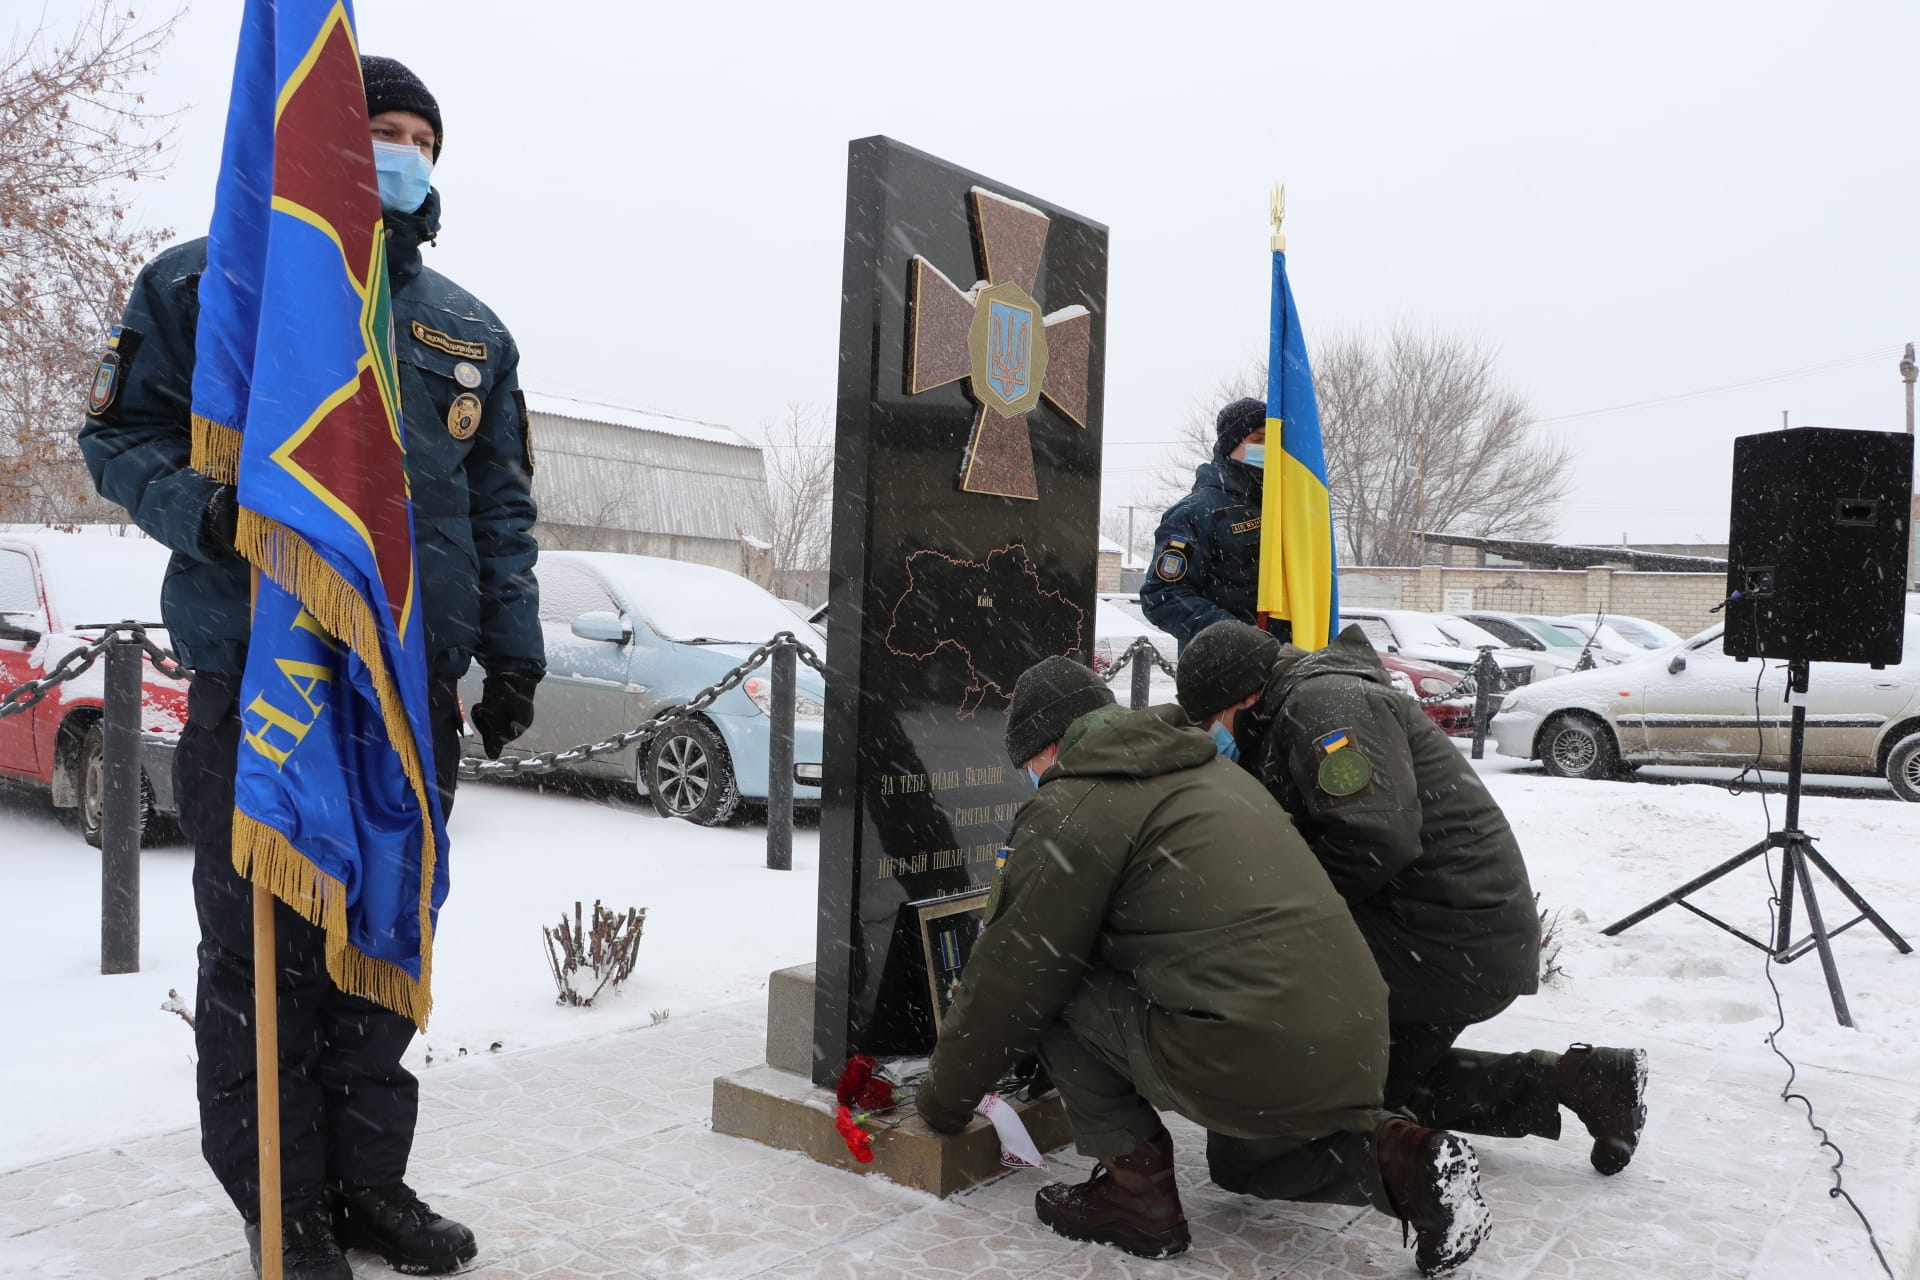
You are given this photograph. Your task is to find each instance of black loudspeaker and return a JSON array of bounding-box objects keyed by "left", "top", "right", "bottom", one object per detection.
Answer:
[{"left": 1725, "top": 426, "right": 1913, "bottom": 665}]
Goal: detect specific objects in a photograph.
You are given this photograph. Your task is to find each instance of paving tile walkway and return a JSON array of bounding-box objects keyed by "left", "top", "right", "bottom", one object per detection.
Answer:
[{"left": 3, "top": 1002, "right": 1917, "bottom": 1279}]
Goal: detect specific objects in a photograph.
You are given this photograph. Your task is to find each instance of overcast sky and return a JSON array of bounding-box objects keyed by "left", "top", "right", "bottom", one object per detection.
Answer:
[{"left": 23, "top": 0, "right": 1920, "bottom": 546}]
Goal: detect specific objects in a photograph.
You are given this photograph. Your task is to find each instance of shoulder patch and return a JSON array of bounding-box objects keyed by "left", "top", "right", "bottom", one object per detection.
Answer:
[
  {"left": 1155, "top": 540, "right": 1189, "bottom": 583},
  {"left": 410, "top": 321, "right": 487, "bottom": 361},
  {"left": 84, "top": 326, "right": 143, "bottom": 416},
  {"left": 1314, "top": 728, "right": 1372, "bottom": 797},
  {"left": 513, "top": 388, "right": 535, "bottom": 472}
]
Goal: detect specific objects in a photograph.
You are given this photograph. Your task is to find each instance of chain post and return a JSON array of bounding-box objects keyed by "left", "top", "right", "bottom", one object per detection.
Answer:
[
  {"left": 101, "top": 627, "right": 142, "bottom": 974},
  {"left": 766, "top": 637, "right": 796, "bottom": 872},
  {"left": 1129, "top": 639, "right": 1153, "bottom": 711},
  {"left": 1470, "top": 646, "right": 1499, "bottom": 761}
]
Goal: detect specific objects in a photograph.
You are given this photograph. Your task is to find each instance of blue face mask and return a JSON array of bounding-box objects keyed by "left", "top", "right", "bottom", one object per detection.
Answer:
[
  {"left": 1027, "top": 767, "right": 1044, "bottom": 787},
  {"left": 1241, "top": 443, "right": 1266, "bottom": 470},
  {"left": 372, "top": 140, "right": 433, "bottom": 214},
  {"left": 1208, "top": 721, "right": 1240, "bottom": 763}
]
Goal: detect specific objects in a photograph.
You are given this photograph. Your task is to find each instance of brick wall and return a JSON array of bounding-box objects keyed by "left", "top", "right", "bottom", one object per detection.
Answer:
[{"left": 1336, "top": 565, "right": 1725, "bottom": 637}]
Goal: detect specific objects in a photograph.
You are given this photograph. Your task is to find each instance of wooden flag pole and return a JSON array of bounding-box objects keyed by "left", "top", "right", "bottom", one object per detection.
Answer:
[
  {"left": 250, "top": 558, "right": 283, "bottom": 1279},
  {"left": 253, "top": 883, "right": 283, "bottom": 1280}
]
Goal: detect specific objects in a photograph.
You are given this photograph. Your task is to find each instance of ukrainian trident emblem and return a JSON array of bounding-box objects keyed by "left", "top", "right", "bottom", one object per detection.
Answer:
[{"left": 907, "top": 188, "right": 1094, "bottom": 501}]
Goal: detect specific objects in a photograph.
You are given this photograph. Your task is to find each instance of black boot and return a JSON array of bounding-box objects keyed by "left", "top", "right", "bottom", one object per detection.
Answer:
[
  {"left": 1374, "top": 1117, "right": 1491, "bottom": 1277},
  {"left": 1559, "top": 1043, "right": 1648, "bottom": 1175},
  {"left": 244, "top": 1209, "right": 353, "bottom": 1280},
  {"left": 1034, "top": 1128, "right": 1190, "bottom": 1259},
  {"left": 330, "top": 1184, "right": 477, "bottom": 1276}
]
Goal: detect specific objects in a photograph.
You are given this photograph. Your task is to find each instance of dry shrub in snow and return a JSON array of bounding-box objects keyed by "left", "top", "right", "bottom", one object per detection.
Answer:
[
  {"left": 544, "top": 900, "right": 646, "bottom": 1007},
  {"left": 1537, "top": 893, "right": 1567, "bottom": 986}
]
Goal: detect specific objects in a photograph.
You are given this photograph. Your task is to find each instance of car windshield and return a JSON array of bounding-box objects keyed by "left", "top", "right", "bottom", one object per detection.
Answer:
[
  {"left": 584, "top": 556, "right": 810, "bottom": 644},
  {"left": 1456, "top": 615, "right": 1537, "bottom": 649},
  {"left": 1518, "top": 618, "right": 1584, "bottom": 648},
  {"left": 15, "top": 534, "right": 169, "bottom": 631},
  {"left": 1433, "top": 616, "right": 1507, "bottom": 649}
]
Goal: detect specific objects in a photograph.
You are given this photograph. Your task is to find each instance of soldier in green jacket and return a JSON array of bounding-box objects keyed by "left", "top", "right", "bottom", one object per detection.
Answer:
[
  {"left": 917, "top": 657, "right": 1492, "bottom": 1276},
  {"left": 1177, "top": 620, "right": 1648, "bottom": 1176}
]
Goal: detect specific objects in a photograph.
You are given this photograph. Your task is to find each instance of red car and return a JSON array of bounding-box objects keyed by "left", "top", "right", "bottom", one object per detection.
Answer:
[
  {"left": 0, "top": 529, "right": 189, "bottom": 844},
  {"left": 1378, "top": 650, "right": 1475, "bottom": 736}
]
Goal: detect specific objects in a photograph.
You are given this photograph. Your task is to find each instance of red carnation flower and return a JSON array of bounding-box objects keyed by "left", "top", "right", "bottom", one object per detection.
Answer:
[
  {"left": 835, "top": 1105, "right": 875, "bottom": 1163},
  {"left": 836, "top": 1055, "right": 879, "bottom": 1108}
]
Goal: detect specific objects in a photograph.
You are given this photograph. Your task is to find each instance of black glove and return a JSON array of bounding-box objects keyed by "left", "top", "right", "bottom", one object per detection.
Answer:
[
  {"left": 470, "top": 670, "right": 539, "bottom": 760},
  {"left": 203, "top": 484, "right": 239, "bottom": 554}
]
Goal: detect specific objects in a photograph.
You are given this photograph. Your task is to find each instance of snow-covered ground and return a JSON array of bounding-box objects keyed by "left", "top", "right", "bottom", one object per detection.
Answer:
[
  {"left": 2, "top": 749, "right": 1918, "bottom": 1276},
  {"left": 0, "top": 777, "right": 817, "bottom": 1166}
]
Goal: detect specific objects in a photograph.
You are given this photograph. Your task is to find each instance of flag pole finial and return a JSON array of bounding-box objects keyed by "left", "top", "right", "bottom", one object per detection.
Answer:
[{"left": 1270, "top": 184, "right": 1286, "bottom": 252}]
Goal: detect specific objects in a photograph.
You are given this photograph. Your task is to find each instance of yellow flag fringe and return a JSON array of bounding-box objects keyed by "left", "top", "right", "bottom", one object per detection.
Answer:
[
  {"left": 229, "top": 505, "right": 438, "bottom": 1030},
  {"left": 191, "top": 416, "right": 244, "bottom": 486},
  {"left": 231, "top": 813, "right": 430, "bottom": 1025}
]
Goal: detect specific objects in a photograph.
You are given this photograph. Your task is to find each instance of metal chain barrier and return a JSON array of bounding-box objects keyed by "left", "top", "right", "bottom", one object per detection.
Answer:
[
  {"left": 459, "top": 630, "right": 827, "bottom": 781},
  {"left": 1098, "top": 635, "right": 1176, "bottom": 684},
  {"left": 0, "top": 622, "right": 182, "bottom": 722}
]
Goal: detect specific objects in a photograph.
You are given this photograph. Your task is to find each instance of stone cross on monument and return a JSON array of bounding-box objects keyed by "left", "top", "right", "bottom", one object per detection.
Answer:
[{"left": 907, "top": 188, "right": 1093, "bottom": 501}]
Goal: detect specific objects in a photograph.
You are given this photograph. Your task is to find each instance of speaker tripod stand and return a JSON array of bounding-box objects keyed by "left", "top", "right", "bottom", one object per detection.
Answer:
[{"left": 1602, "top": 657, "right": 1910, "bottom": 1027}]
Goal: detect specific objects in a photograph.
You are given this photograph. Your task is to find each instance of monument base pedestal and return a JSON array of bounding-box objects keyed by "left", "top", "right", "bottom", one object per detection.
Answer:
[{"left": 710, "top": 963, "right": 1073, "bottom": 1198}]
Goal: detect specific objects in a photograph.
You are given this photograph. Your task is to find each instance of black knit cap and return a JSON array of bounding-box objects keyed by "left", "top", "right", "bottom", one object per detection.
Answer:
[
  {"left": 1215, "top": 397, "right": 1266, "bottom": 458},
  {"left": 1176, "top": 620, "right": 1282, "bottom": 719},
  {"left": 1005, "top": 656, "right": 1116, "bottom": 766},
  {"left": 361, "top": 55, "right": 442, "bottom": 159}
]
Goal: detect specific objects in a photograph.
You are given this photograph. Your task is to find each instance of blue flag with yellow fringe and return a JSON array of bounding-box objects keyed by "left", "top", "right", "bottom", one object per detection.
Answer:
[
  {"left": 190, "top": 0, "right": 446, "bottom": 1027},
  {"left": 1255, "top": 234, "right": 1340, "bottom": 650}
]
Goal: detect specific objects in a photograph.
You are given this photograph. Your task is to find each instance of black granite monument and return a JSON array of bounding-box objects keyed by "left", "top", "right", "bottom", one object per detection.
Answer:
[{"left": 812, "top": 137, "right": 1107, "bottom": 1084}]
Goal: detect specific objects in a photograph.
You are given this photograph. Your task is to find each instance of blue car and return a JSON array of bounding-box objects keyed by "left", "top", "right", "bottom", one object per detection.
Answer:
[{"left": 458, "top": 550, "right": 827, "bottom": 824}]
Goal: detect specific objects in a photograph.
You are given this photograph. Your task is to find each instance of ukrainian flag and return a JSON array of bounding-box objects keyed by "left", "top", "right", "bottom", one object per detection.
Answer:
[
  {"left": 1256, "top": 240, "right": 1340, "bottom": 650},
  {"left": 189, "top": 0, "right": 446, "bottom": 1026}
]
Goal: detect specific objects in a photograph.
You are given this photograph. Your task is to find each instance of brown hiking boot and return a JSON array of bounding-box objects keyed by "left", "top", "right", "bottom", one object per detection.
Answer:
[
  {"left": 1375, "top": 1117, "right": 1491, "bottom": 1277},
  {"left": 1034, "top": 1128, "right": 1190, "bottom": 1259},
  {"left": 1560, "top": 1043, "right": 1648, "bottom": 1175}
]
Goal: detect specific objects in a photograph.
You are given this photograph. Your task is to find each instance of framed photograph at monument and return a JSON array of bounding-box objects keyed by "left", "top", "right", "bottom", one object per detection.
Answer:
[{"left": 911, "top": 887, "right": 991, "bottom": 1031}]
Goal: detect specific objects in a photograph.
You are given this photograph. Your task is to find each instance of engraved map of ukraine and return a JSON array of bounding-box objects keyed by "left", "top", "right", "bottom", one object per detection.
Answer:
[{"left": 883, "top": 545, "right": 1086, "bottom": 718}]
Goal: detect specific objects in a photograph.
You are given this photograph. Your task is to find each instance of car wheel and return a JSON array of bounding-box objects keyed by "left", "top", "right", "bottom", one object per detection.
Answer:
[
  {"left": 1538, "top": 713, "right": 1623, "bottom": 781},
  {"left": 644, "top": 718, "right": 742, "bottom": 826},
  {"left": 1886, "top": 732, "right": 1920, "bottom": 803},
  {"left": 78, "top": 720, "right": 154, "bottom": 848}
]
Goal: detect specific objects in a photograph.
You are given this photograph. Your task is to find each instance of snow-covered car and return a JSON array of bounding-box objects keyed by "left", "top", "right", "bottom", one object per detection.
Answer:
[
  {"left": 1454, "top": 610, "right": 1623, "bottom": 668},
  {"left": 1491, "top": 618, "right": 1920, "bottom": 800},
  {"left": 0, "top": 528, "right": 188, "bottom": 844},
  {"left": 1560, "top": 612, "right": 1682, "bottom": 652},
  {"left": 1377, "top": 651, "right": 1475, "bottom": 736},
  {"left": 1339, "top": 608, "right": 1540, "bottom": 690},
  {"left": 1538, "top": 614, "right": 1643, "bottom": 662},
  {"left": 459, "top": 551, "right": 827, "bottom": 825}
]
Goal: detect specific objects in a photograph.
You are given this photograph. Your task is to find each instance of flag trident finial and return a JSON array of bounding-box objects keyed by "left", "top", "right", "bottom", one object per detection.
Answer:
[{"left": 1270, "top": 184, "right": 1286, "bottom": 252}]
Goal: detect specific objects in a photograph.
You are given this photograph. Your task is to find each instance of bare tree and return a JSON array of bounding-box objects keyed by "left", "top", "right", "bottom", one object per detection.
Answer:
[
  {"left": 752, "top": 402, "right": 833, "bottom": 603},
  {"left": 1158, "top": 327, "right": 1570, "bottom": 566},
  {"left": 0, "top": 2, "right": 179, "bottom": 523}
]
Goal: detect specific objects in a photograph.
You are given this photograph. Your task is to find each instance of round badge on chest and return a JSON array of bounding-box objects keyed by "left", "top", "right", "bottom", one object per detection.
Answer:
[
  {"left": 447, "top": 391, "right": 483, "bottom": 440},
  {"left": 453, "top": 362, "right": 482, "bottom": 389}
]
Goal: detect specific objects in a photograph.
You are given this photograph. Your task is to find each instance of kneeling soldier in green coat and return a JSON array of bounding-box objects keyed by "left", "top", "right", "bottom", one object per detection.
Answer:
[
  {"left": 916, "top": 657, "right": 1491, "bottom": 1276},
  {"left": 1176, "top": 620, "right": 1649, "bottom": 1176}
]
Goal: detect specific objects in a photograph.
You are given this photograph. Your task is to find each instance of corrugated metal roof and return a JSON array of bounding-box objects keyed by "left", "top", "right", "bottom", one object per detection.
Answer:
[
  {"left": 524, "top": 394, "right": 771, "bottom": 547},
  {"left": 521, "top": 389, "right": 753, "bottom": 448}
]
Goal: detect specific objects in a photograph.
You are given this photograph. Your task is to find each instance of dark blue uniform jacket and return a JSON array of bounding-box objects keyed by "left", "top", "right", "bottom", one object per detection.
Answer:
[
  {"left": 1139, "top": 453, "right": 1270, "bottom": 651},
  {"left": 79, "top": 191, "right": 543, "bottom": 681}
]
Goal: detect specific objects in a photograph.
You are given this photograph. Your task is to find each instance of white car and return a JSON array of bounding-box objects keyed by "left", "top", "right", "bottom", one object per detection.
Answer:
[
  {"left": 1454, "top": 610, "right": 1625, "bottom": 669},
  {"left": 1491, "top": 618, "right": 1920, "bottom": 800},
  {"left": 1340, "top": 608, "right": 1546, "bottom": 689},
  {"left": 1560, "top": 612, "right": 1683, "bottom": 652},
  {"left": 1539, "top": 615, "right": 1643, "bottom": 662}
]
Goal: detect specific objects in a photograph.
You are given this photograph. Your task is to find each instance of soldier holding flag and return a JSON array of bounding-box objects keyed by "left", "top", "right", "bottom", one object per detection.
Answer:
[{"left": 81, "top": 18, "right": 542, "bottom": 1277}]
